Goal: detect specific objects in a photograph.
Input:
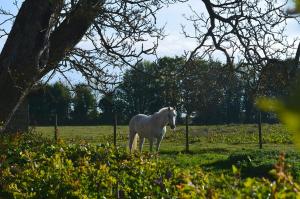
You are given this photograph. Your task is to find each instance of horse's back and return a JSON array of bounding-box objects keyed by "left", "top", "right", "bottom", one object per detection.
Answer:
[{"left": 129, "top": 114, "right": 150, "bottom": 132}]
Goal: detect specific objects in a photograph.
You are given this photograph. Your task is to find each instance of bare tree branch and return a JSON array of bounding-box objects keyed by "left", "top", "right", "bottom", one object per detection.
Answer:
[{"left": 183, "top": 0, "right": 300, "bottom": 95}]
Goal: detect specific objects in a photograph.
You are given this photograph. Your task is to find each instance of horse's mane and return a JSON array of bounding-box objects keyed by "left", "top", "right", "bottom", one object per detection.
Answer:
[
  {"left": 158, "top": 107, "right": 174, "bottom": 113},
  {"left": 150, "top": 107, "right": 169, "bottom": 120}
]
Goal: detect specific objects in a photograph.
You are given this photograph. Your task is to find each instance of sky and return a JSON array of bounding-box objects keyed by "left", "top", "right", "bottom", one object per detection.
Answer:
[
  {"left": 149, "top": 0, "right": 203, "bottom": 57},
  {"left": 0, "top": 0, "right": 300, "bottom": 84},
  {"left": 0, "top": 0, "right": 203, "bottom": 55}
]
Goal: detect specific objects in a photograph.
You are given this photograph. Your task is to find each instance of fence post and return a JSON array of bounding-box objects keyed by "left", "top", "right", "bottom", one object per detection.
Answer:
[
  {"left": 27, "top": 103, "right": 30, "bottom": 133},
  {"left": 113, "top": 112, "right": 117, "bottom": 146},
  {"left": 258, "top": 111, "right": 262, "bottom": 149},
  {"left": 185, "top": 114, "right": 189, "bottom": 153},
  {"left": 54, "top": 114, "right": 58, "bottom": 142}
]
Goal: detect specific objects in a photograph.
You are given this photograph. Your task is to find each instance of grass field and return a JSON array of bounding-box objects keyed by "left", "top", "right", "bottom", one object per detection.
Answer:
[{"left": 33, "top": 124, "right": 300, "bottom": 180}]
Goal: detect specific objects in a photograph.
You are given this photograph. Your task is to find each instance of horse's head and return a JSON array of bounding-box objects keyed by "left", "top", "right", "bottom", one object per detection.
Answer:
[{"left": 167, "top": 107, "right": 177, "bottom": 130}]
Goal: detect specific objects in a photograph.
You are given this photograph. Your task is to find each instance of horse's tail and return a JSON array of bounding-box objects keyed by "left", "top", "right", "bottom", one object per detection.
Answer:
[
  {"left": 130, "top": 133, "right": 139, "bottom": 152},
  {"left": 129, "top": 123, "right": 139, "bottom": 152}
]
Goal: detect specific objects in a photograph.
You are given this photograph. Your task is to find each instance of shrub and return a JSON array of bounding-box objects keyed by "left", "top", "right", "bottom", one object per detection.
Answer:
[{"left": 0, "top": 133, "right": 299, "bottom": 198}]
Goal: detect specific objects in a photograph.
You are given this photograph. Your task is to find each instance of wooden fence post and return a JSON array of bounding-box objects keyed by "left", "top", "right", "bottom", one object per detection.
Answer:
[
  {"left": 185, "top": 114, "right": 189, "bottom": 153},
  {"left": 54, "top": 114, "right": 58, "bottom": 142},
  {"left": 113, "top": 112, "right": 117, "bottom": 146},
  {"left": 258, "top": 111, "right": 262, "bottom": 149}
]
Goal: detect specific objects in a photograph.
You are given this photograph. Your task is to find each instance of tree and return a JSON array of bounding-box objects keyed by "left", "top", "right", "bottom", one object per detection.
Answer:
[
  {"left": 154, "top": 57, "right": 185, "bottom": 110},
  {"left": 179, "top": 59, "right": 200, "bottom": 152},
  {"left": 29, "top": 82, "right": 71, "bottom": 125},
  {"left": 116, "top": 61, "right": 162, "bottom": 120},
  {"left": 112, "top": 58, "right": 184, "bottom": 123},
  {"left": 98, "top": 93, "right": 115, "bottom": 124},
  {"left": 183, "top": 0, "right": 300, "bottom": 110},
  {"left": 51, "top": 82, "right": 72, "bottom": 124},
  {"left": 0, "top": 0, "right": 184, "bottom": 133},
  {"left": 105, "top": 57, "right": 245, "bottom": 125},
  {"left": 182, "top": 0, "right": 300, "bottom": 148},
  {"left": 255, "top": 0, "right": 300, "bottom": 149},
  {"left": 72, "top": 84, "right": 98, "bottom": 125}
]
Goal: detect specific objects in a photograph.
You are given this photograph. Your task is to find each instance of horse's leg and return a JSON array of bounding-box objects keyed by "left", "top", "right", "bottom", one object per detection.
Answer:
[
  {"left": 156, "top": 137, "right": 162, "bottom": 152},
  {"left": 156, "top": 127, "right": 166, "bottom": 152},
  {"left": 139, "top": 137, "right": 145, "bottom": 152},
  {"left": 149, "top": 138, "right": 154, "bottom": 152}
]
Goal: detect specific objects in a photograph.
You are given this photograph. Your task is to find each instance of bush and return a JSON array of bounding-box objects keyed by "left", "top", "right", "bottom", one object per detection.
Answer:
[{"left": 0, "top": 133, "right": 299, "bottom": 198}]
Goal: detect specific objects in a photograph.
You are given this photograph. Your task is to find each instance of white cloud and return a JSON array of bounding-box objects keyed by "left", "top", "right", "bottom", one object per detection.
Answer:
[{"left": 156, "top": 34, "right": 196, "bottom": 57}]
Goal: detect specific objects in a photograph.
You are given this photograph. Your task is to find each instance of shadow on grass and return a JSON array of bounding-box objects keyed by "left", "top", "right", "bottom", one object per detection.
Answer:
[
  {"left": 159, "top": 147, "right": 300, "bottom": 180},
  {"left": 203, "top": 159, "right": 274, "bottom": 179},
  {"left": 202, "top": 149, "right": 300, "bottom": 179},
  {"left": 159, "top": 147, "right": 230, "bottom": 155}
]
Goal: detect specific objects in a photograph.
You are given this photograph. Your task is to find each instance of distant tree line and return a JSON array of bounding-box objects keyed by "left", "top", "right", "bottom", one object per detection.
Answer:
[
  {"left": 29, "top": 83, "right": 99, "bottom": 125},
  {"left": 29, "top": 57, "right": 292, "bottom": 125}
]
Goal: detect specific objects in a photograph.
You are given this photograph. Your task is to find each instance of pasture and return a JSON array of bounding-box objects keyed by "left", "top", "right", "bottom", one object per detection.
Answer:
[{"left": 35, "top": 124, "right": 300, "bottom": 179}]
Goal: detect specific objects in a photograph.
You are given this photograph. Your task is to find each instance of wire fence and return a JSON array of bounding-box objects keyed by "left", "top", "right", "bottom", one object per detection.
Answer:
[{"left": 7, "top": 100, "right": 291, "bottom": 152}]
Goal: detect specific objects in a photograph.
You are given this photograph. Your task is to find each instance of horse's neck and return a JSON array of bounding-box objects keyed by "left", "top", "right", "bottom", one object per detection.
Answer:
[{"left": 153, "top": 111, "right": 168, "bottom": 128}]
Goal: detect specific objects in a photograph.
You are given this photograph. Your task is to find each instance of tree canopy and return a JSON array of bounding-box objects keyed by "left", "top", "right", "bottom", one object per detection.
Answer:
[
  {"left": 1, "top": 0, "right": 300, "bottom": 132},
  {"left": 0, "top": 0, "right": 184, "bottom": 132},
  {"left": 28, "top": 57, "right": 292, "bottom": 125}
]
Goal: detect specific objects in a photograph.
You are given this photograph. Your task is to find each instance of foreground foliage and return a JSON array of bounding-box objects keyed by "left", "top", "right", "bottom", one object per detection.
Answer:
[{"left": 0, "top": 133, "right": 299, "bottom": 198}]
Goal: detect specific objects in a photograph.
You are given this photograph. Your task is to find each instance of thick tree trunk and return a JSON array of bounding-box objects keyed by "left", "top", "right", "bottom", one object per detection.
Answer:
[
  {"left": 40, "top": 0, "right": 103, "bottom": 76},
  {"left": 0, "top": 0, "right": 62, "bottom": 133},
  {"left": 0, "top": 0, "right": 103, "bottom": 133},
  {"left": 6, "top": 99, "right": 29, "bottom": 133}
]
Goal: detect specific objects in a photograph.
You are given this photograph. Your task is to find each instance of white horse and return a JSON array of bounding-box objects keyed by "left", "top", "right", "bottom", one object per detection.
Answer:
[{"left": 128, "top": 107, "right": 177, "bottom": 152}]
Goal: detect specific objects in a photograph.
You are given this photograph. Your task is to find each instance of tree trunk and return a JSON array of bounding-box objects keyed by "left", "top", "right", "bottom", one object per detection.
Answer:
[
  {"left": 6, "top": 99, "right": 29, "bottom": 133},
  {"left": 0, "top": 0, "right": 103, "bottom": 133},
  {"left": 0, "top": 0, "right": 62, "bottom": 133}
]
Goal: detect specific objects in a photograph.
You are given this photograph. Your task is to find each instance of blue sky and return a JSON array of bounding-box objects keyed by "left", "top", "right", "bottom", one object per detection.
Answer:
[
  {"left": 0, "top": 1, "right": 201, "bottom": 55},
  {"left": 0, "top": 0, "right": 204, "bottom": 83},
  {"left": 1, "top": 0, "right": 300, "bottom": 83}
]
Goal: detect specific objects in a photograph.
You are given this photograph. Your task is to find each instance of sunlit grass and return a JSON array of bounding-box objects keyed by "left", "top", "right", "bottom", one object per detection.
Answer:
[
  {"left": 33, "top": 123, "right": 298, "bottom": 179},
  {"left": 34, "top": 124, "right": 293, "bottom": 148}
]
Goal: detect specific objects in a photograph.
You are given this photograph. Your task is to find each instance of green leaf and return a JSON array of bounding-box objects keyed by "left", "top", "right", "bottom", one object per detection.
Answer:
[
  {"left": 232, "top": 165, "right": 238, "bottom": 175},
  {"left": 295, "top": 0, "right": 300, "bottom": 12},
  {"left": 257, "top": 97, "right": 300, "bottom": 149}
]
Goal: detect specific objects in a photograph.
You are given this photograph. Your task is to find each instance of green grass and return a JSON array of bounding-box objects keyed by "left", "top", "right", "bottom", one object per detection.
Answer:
[{"left": 33, "top": 124, "right": 300, "bottom": 180}]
